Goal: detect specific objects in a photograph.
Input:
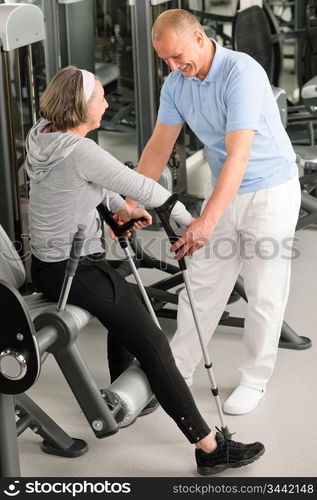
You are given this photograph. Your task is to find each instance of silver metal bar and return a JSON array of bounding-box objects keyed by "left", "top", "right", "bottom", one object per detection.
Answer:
[
  {"left": 57, "top": 277, "right": 73, "bottom": 312},
  {"left": 183, "top": 269, "right": 227, "bottom": 429},
  {"left": 130, "top": 0, "right": 157, "bottom": 155},
  {"left": 26, "top": 45, "right": 37, "bottom": 125},
  {"left": 123, "top": 247, "right": 161, "bottom": 329},
  {"left": 0, "top": 50, "right": 15, "bottom": 239},
  {"left": 36, "top": 325, "right": 59, "bottom": 356},
  {"left": 2, "top": 51, "right": 21, "bottom": 230},
  {"left": 0, "top": 394, "right": 21, "bottom": 477},
  {"left": 42, "top": 0, "right": 61, "bottom": 82}
]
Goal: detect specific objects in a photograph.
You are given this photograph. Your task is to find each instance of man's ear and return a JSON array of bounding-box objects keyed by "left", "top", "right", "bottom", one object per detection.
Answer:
[{"left": 193, "top": 30, "right": 204, "bottom": 47}]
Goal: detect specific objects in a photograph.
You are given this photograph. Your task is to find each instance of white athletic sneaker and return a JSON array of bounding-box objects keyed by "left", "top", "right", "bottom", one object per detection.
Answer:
[{"left": 223, "top": 385, "right": 265, "bottom": 415}]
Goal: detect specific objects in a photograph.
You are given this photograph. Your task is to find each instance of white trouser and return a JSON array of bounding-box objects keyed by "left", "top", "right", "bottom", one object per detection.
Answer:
[{"left": 171, "top": 175, "right": 301, "bottom": 390}]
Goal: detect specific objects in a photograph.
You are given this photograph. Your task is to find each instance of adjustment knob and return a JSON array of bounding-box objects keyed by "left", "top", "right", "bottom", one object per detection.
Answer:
[{"left": 0, "top": 349, "right": 27, "bottom": 380}]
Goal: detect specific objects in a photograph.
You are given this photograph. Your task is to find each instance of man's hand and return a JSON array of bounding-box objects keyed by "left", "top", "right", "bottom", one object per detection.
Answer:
[
  {"left": 170, "top": 216, "right": 214, "bottom": 259},
  {"left": 108, "top": 204, "right": 152, "bottom": 241}
]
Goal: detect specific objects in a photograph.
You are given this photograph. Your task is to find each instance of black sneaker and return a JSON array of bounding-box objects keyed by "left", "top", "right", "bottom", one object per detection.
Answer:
[{"left": 196, "top": 431, "right": 265, "bottom": 475}]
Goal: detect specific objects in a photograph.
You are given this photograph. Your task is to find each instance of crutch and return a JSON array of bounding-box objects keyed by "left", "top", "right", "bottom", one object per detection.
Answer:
[
  {"left": 155, "top": 194, "right": 233, "bottom": 441},
  {"left": 97, "top": 204, "right": 161, "bottom": 329}
]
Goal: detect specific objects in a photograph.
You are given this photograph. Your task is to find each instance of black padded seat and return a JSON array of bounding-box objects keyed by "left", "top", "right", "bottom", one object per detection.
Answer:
[
  {"left": 232, "top": 5, "right": 273, "bottom": 78},
  {"left": 24, "top": 293, "right": 92, "bottom": 329},
  {"left": 233, "top": 6, "right": 317, "bottom": 171}
]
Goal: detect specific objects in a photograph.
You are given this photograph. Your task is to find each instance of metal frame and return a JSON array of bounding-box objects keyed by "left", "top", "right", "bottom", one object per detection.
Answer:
[
  {"left": 0, "top": 394, "right": 20, "bottom": 477},
  {"left": 0, "top": 3, "right": 46, "bottom": 241},
  {"left": 42, "top": 0, "right": 61, "bottom": 82},
  {"left": 130, "top": 0, "right": 158, "bottom": 156},
  {"left": 0, "top": 274, "right": 116, "bottom": 476},
  {"left": 0, "top": 51, "right": 15, "bottom": 240}
]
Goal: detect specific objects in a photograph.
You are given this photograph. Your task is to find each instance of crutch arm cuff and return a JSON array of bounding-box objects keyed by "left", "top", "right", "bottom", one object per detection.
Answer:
[{"left": 155, "top": 194, "right": 187, "bottom": 271}]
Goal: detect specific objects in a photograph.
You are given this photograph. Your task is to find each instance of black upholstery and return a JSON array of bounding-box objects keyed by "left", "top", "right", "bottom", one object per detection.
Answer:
[{"left": 233, "top": 6, "right": 274, "bottom": 79}]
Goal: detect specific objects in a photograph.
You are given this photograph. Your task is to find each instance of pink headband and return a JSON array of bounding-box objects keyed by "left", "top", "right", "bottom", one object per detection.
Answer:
[{"left": 79, "top": 69, "right": 95, "bottom": 102}]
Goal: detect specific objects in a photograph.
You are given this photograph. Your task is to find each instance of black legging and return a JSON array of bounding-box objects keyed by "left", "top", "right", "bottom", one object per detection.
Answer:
[{"left": 31, "top": 253, "right": 211, "bottom": 443}]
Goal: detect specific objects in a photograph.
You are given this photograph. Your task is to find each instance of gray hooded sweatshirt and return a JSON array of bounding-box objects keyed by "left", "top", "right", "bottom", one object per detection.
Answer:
[{"left": 25, "top": 119, "right": 191, "bottom": 262}]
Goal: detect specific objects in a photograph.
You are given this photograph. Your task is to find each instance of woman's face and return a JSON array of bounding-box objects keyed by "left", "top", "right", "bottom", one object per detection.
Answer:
[{"left": 86, "top": 80, "right": 108, "bottom": 130}]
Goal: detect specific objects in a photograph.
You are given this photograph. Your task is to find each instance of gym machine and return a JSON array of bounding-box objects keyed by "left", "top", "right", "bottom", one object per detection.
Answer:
[
  {"left": 0, "top": 219, "right": 156, "bottom": 477},
  {"left": 0, "top": 2, "right": 45, "bottom": 247},
  {"left": 0, "top": 1, "right": 97, "bottom": 282}
]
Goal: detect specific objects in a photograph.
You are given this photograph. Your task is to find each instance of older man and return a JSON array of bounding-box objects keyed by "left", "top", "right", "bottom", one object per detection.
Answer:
[{"left": 127, "top": 9, "right": 300, "bottom": 414}]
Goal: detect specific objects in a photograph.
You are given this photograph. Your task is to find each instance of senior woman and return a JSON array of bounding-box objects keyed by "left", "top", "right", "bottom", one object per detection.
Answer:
[{"left": 25, "top": 65, "right": 264, "bottom": 475}]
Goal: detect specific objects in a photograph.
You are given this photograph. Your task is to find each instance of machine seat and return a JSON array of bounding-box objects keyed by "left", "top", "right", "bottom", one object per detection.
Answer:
[
  {"left": 24, "top": 293, "right": 92, "bottom": 330},
  {"left": 0, "top": 224, "right": 92, "bottom": 330}
]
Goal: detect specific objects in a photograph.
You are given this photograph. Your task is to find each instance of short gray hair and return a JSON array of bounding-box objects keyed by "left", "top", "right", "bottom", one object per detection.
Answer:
[
  {"left": 152, "top": 9, "right": 202, "bottom": 41},
  {"left": 40, "top": 65, "right": 97, "bottom": 131}
]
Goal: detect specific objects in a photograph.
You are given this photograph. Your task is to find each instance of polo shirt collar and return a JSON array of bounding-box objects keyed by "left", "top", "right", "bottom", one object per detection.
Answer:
[{"left": 189, "top": 38, "right": 224, "bottom": 83}]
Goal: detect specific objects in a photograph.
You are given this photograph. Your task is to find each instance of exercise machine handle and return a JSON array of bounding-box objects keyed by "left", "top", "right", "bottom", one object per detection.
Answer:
[
  {"left": 66, "top": 224, "right": 86, "bottom": 277},
  {"left": 57, "top": 224, "right": 86, "bottom": 312},
  {"left": 155, "top": 194, "right": 187, "bottom": 271},
  {"left": 97, "top": 203, "right": 146, "bottom": 238}
]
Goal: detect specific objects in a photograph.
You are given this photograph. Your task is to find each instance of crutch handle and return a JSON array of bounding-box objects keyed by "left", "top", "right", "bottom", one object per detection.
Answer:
[
  {"left": 97, "top": 203, "right": 146, "bottom": 238},
  {"left": 66, "top": 224, "right": 86, "bottom": 277},
  {"left": 155, "top": 194, "right": 187, "bottom": 271}
]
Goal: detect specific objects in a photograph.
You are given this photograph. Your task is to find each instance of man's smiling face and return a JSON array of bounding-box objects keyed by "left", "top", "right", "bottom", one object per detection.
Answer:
[{"left": 153, "top": 29, "right": 206, "bottom": 79}]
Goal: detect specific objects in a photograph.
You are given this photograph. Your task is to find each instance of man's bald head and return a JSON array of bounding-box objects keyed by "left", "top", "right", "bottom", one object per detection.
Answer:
[
  {"left": 152, "top": 9, "right": 213, "bottom": 81},
  {"left": 152, "top": 9, "right": 202, "bottom": 42}
]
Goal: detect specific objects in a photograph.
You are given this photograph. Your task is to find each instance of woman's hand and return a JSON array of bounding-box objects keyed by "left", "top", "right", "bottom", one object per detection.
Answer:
[
  {"left": 117, "top": 204, "right": 152, "bottom": 226},
  {"left": 187, "top": 217, "right": 196, "bottom": 227},
  {"left": 108, "top": 203, "right": 152, "bottom": 241}
]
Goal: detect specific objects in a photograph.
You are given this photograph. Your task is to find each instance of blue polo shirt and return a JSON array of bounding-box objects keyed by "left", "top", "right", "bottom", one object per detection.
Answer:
[{"left": 157, "top": 40, "right": 297, "bottom": 193}]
